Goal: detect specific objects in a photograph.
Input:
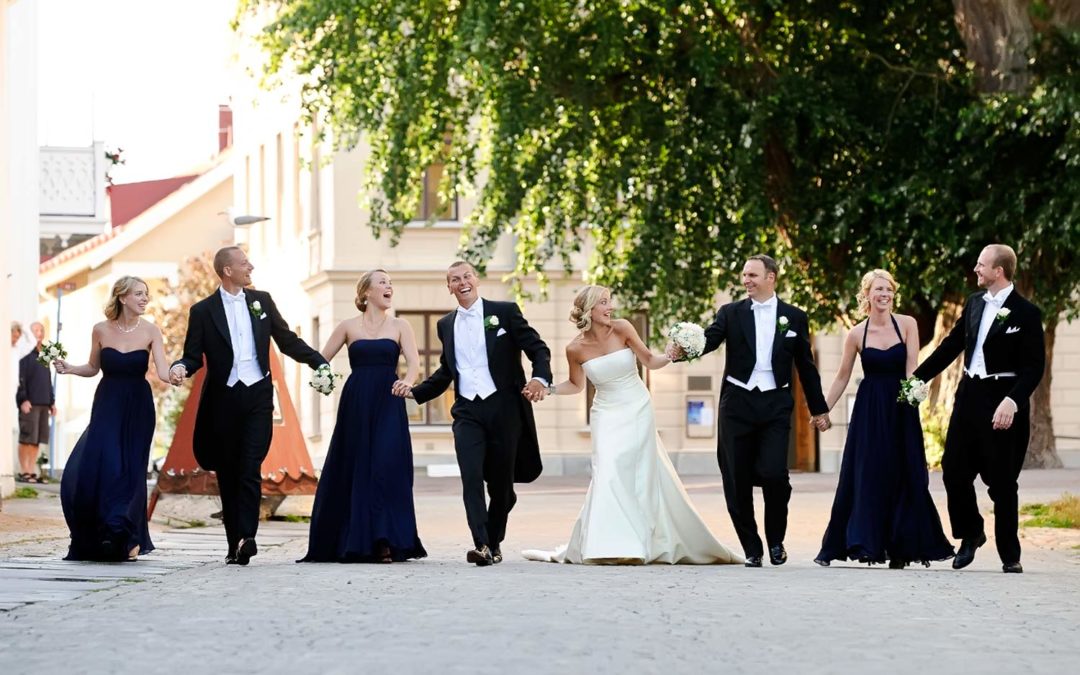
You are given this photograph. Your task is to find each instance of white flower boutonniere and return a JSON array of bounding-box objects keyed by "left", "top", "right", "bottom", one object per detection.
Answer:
[
  {"left": 483, "top": 315, "right": 500, "bottom": 331},
  {"left": 777, "top": 316, "right": 789, "bottom": 330},
  {"left": 250, "top": 300, "right": 267, "bottom": 320},
  {"left": 995, "top": 307, "right": 1011, "bottom": 323}
]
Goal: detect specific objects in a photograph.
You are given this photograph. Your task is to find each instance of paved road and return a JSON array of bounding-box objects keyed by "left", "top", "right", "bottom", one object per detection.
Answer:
[{"left": 0, "top": 471, "right": 1078, "bottom": 674}]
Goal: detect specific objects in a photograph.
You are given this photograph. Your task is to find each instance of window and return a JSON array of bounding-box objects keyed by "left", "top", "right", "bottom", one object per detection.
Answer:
[
  {"left": 415, "top": 164, "right": 457, "bottom": 221},
  {"left": 586, "top": 311, "right": 649, "bottom": 420},
  {"left": 397, "top": 311, "right": 454, "bottom": 425}
]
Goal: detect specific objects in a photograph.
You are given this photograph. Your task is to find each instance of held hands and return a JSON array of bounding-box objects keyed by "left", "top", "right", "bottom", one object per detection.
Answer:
[
  {"left": 522, "top": 379, "right": 548, "bottom": 403},
  {"left": 391, "top": 380, "right": 414, "bottom": 399},
  {"left": 992, "top": 398, "right": 1018, "bottom": 430},
  {"left": 810, "top": 413, "right": 832, "bottom": 432},
  {"left": 168, "top": 365, "right": 187, "bottom": 386}
]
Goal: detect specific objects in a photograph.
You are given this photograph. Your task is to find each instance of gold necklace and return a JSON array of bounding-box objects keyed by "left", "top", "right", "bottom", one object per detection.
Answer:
[{"left": 361, "top": 313, "right": 388, "bottom": 338}]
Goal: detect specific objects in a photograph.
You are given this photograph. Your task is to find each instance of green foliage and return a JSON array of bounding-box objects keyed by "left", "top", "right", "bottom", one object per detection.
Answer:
[
  {"left": 920, "top": 406, "right": 947, "bottom": 470},
  {"left": 13, "top": 487, "right": 38, "bottom": 499},
  {"left": 238, "top": 1, "right": 1080, "bottom": 335},
  {"left": 1020, "top": 493, "right": 1080, "bottom": 529}
]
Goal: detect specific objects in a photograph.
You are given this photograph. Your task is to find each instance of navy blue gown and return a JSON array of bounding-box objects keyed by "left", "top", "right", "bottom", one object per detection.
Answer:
[
  {"left": 300, "top": 339, "right": 426, "bottom": 563},
  {"left": 61, "top": 348, "right": 155, "bottom": 561},
  {"left": 817, "top": 317, "right": 955, "bottom": 566}
]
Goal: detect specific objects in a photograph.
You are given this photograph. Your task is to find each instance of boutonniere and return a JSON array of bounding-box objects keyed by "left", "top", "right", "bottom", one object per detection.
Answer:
[
  {"left": 995, "top": 307, "right": 1011, "bottom": 323},
  {"left": 483, "top": 315, "right": 500, "bottom": 331},
  {"left": 777, "top": 315, "right": 789, "bottom": 330},
  {"left": 249, "top": 300, "right": 267, "bottom": 320}
]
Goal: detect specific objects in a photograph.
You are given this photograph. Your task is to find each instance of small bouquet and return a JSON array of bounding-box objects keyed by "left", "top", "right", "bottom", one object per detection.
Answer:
[
  {"left": 898, "top": 376, "right": 930, "bottom": 407},
  {"left": 37, "top": 340, "right": 67, "bottom": 368},
  {"left": 309, "top": 364, "right": 342, "bottom": 396},
  {"left": 667, "top": 322, "right": 706, "bottom": 362}
]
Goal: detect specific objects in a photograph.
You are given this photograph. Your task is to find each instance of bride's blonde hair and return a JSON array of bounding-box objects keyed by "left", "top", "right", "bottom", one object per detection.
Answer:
[
  {"left": 570, "top": 285, "right": 609, "bottom": 332},
  {"left": 855, "top": 269, "right": 899, "bottom": 318}
]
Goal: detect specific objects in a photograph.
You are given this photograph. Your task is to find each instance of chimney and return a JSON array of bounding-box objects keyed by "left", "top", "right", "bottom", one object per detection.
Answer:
[{"left": 218, "top": 104, "right": 233, "bottom": 152}]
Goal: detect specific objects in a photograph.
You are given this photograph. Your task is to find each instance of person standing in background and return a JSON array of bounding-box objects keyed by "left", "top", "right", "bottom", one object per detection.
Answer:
[{"left": 16, "top": 322, "right": 54, "bottom": 484}]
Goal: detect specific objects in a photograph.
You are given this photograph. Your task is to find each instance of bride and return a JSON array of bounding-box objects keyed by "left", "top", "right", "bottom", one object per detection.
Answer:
[{"left": 523, "top": 286, "right": 742, "bottom": 565}]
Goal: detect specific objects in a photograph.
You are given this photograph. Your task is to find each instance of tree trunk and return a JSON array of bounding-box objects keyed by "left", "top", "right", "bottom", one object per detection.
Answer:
[
  {"left": 952, "top": 0, "right": 1034, "bottom": 93},
  {"left": 923, "top": 300, "right": 965, "bottom": 412},
  {"left": 1024, "top": 316, "right": 1063, "bottom": 468}
]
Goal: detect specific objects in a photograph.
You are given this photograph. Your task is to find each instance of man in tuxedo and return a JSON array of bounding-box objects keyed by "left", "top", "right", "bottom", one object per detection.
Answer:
[
  {"left": 170, "top": 246, "right": 326, "bottom": 566},
  {"left": 673, "top": 255, "right": 830, "bottom": 567},
  {"left": 913, "top": 244, "right": 1044, "bottom": 573},
  {"left": 403, "top": 261, "right": 551, "bottom": 566}
]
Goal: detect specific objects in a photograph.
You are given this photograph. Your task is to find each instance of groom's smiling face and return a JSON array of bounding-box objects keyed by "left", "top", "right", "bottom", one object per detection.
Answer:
[
  {"left": 447, "top": 263, "right": 480, "bottom": 308},
  {"left": 742, "top": 260, "right": 776, "bottom": 301}
]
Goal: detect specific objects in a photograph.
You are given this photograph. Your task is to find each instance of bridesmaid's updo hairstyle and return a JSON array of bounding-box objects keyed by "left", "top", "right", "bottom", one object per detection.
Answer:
[
  {"left": 355, "top": 269, "right": 388, "bottom": 312},
  {"left": 855, "top": 269, "right": 899, "bottom": 318},
  {"left": 570, "top": 285, "right": 609, "bottom": 332},
  {"left": 104, "top": 275, "right": 148, "bottom": 321}
]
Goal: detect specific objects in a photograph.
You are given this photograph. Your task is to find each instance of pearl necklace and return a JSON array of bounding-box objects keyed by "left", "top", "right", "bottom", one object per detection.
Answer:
[{"left": 116, "top": 317, "right": 141, "bottom": 334}]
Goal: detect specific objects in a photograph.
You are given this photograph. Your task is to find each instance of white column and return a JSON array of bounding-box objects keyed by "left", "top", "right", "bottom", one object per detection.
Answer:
[{"left": 7, "top": 0, "right": 38, "bottom": 325}]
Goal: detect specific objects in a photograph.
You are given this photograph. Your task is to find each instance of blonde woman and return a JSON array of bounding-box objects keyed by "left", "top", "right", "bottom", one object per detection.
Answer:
[
  {"left": 814, "top": 270, "right": 954, "bottom": 569},
  {"left": 523, "top": 285, "right": 742, "bottom": 565},
  {"left": 300, "top": 270, "right": 427, "bottom": 563},
  {"left": 54, "top": 276, "right": 175, "bottom": 561}
]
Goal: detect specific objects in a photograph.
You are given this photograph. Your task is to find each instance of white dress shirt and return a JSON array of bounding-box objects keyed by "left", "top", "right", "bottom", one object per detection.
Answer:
[
  {"left": 727, "top": 295, "right": 779, "bottom": 392},
  {"left": 220, "top": 288, "right": 264, "bottom": 387},
  {"left": 968, "top": 283, "right": 1015, "bottom": 379},
  {"left": 453, "top": 298, "right": 498, "bottom": 400}
]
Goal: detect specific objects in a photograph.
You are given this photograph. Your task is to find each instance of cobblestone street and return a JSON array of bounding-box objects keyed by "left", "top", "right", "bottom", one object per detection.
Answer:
[{"left": 1, "top": 471, "right": 1078, "bottom": 674}]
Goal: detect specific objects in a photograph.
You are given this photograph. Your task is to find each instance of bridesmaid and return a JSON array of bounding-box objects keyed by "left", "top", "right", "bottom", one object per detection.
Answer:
[
  {"left": 814, "top": 270, "right": 954, "bottom": 568},
  {"left": 300, "top": 270, "right": 427, "bottom": 563},
  {"left": 55, "top": 276, "right": 175, "bottom": 561}
]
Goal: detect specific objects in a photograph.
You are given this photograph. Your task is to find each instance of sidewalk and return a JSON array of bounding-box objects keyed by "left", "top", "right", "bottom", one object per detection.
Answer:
[{"left": 0, "top": 470, "right": 1078, "bottom": 674}]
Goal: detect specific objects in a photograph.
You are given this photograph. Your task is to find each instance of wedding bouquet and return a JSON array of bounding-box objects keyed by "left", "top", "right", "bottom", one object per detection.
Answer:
[
  {"left": 37, "top": 340, "right": 67, "bottom": 368},
  {"left": 667, "top": 322, "right": 706, "bottom": 362},
  {"left": 898, "top": 376, "right": 930, "bottom": 407},
  {"left": 309, "top": 364, "right": 342, "bottom": 396}
]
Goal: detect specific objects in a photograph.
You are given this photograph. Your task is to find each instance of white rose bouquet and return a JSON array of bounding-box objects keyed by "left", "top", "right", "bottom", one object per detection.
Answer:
[
  {"left": 667, "top": 322, "right": 706, "bottom": 362},
  {"left": 37, "top": 340, "right": 67, "bottom": 368},
  {"left": 309, "top": 364, "right": 342, "bottom": 396},
  {"left": 898, "top": 376, "right": 930, "bottom": 407}
]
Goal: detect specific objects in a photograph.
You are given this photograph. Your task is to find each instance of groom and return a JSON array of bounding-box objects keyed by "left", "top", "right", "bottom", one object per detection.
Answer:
[
  {"left": 913, "top": 244, "right": 1045, "bottom": 573},
  {"left": 673, "top": 255, "right": 830, "bottom": 567},
  {"left": 170, "top": 246, "right": 327, "bottom": 566},
  {"left": 404, "top": 261, "right": 551, "bottom": 566}
]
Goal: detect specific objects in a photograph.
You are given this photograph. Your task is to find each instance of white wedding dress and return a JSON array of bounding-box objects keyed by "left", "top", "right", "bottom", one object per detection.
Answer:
[{"left": 523, "top": 348, "right": 742, "bottom": 565}]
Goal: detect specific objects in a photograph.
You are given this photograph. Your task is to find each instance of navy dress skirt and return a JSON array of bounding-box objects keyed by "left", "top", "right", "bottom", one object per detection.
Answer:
[
  {"left": 300, "top": 339, "right": 426, "bottom": 562},
  {"left": 816, "top": 317, "right": 955, "bottom": 566},
  {"left": 60, "top": 348, "right": 155, "bottom": 561}
]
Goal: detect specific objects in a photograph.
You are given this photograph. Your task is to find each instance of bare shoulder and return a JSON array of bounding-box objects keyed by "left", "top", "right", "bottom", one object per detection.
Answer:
[
  {"left": 392, "top": 316, "right": 413, "bottom": 332},
  {"left": 846, "top": 320, "right": 866, "bottom": 344},
  {"left": 91, "top": 321, "right": 108, "bottom": 336},
  {"left": 612, "top": 318, "right": 636, "bottom": 335},
  {"left": 565, "top": 337, "right": 585, "bottom": 360},
  {"left": 894, "top": 313, "right": 918, "bottom": 332},
  {"left": 144, "top": 321, "right": 163, "bottom": 338}
]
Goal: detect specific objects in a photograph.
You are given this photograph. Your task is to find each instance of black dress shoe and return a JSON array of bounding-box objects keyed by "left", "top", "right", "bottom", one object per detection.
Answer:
[
  {"left": 235, "top": 538, "right": 257, "bottom": 566},
  {"left": 466, "top": 545, "right": 494, "bottom": 566},
  {"left": 1002, "top": 562, "right": 1023, "bottom": 574},
  {"left": 889, "top": 558, "right": 908, "bottom": 569},
  {"left": 813, "top": 558, "right": 830, "bottom": 567},
  {"left": 952, "top": 532, "right": 987, "bottom": 570},
  {"left": 744, "top": 556, "right": 763, "bottom": 568},
  {"left": 769, "top": 544, "right": 788, "bottom": 566},
  {"left": 492, "top": 548, "right": 503, "bottom": 564}
]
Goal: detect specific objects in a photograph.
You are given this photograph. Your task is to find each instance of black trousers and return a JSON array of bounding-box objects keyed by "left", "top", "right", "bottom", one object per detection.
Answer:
[
  {"left": 451, "top": 391, "right": 522, "bottom": 549},
  {"left": 943, "top": 375, "right": 1029, "bottom": 564},
  {"left": 213, "top": 379, "right": 274, "bottom": 555},
  {"left": 718, "top": 385, "right": 794, "bottom": 558}
]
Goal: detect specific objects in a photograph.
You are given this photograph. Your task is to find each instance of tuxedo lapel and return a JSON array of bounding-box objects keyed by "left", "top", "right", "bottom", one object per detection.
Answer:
[
  {"left": 738, "top": 299, "right": 756, "bottom": 356},
  {"left": 771, "top": 301, "right": 786, "bottom": 362},
  {"left": 482, "top": 299, "right": 497, "bottom": 363},
  {"left": 966, "top": 295, "right": 985, "bottom": 354},
  {"left": 443, "top": 313, "right": 457, "bottom": 372},
  {"left": 984, "top": 291, "right": 1019, "bottom": 344},
  {"left": 208, "top": 292, "right": 232, "bottom": 348}
]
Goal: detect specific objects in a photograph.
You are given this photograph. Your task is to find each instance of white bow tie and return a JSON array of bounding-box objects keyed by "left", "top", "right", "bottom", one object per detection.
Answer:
[
  {"left": 751, "top": 301, "right": 775, "bottom": 311},
  {"left": 983, "top": 292, "right": 1004, "bottom": 307},
  {"left": 457, "top": 305, "right": 480, "bottom": 318},
  {"left": 223, "top": 291, "right": 246, "bottom": 305}
]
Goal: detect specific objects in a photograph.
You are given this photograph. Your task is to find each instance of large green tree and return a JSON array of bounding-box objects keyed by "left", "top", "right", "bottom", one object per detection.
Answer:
[{"left": 240, "top": 0, "right": 1080, "bottom": 465}]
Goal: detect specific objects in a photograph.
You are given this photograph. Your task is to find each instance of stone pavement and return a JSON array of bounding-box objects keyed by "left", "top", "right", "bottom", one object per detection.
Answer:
[{"left": 0, "top": 470, "right": 1078, "bottom": 674}]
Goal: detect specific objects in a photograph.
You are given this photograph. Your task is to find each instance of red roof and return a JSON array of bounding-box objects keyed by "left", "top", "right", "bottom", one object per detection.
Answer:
[{"left": 107, "top": 175, "right": 198, "bottom": 227}]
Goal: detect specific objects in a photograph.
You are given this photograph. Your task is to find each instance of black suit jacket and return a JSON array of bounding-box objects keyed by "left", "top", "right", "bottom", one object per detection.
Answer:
[
  {"left": 172, "top": 288, "right": 326, "bottom": 470},
  {"left": 411, "top": 298, "right": 552, "bottom": 482},
  {"left": 17, "top": 349, "right": 54, "bottom": 406},
  {"left": 914, "top": 289, "right": 1045, "bottom": 406},
  {"left": 701, "top": 297, "right": 829, "bottom": 416}
]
